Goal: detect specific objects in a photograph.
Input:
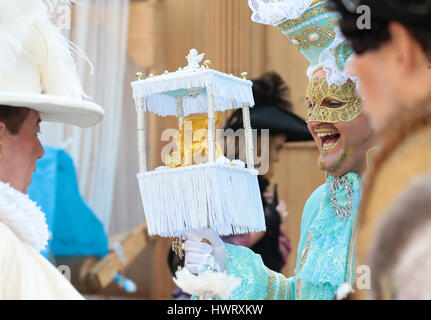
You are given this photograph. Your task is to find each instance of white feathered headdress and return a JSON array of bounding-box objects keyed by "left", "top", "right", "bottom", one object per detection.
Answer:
[
  {"left": 0, "top": 0, "right": 104, "bottom": 127},
  {"left": 248, "top": 0, "right": 315, "bottom": 26},
  {"left": 247, "top": 0, "right": 355, "bottom": 86}
]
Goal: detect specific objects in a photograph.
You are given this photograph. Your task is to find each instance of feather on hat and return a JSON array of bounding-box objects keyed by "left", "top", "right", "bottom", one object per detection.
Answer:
[{"left": 0, "top": 0, "right": 104, "bottom": 127}]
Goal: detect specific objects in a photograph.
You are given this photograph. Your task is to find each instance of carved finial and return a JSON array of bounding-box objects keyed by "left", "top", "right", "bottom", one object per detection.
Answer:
[
  {"left": 185, "top": 49, "right": 205, "bottom": 69},
  {"left": 241, "top": 72, "right": 248, "bottom": 80},
  {"left": 136, "top": 72, "right": 144, "bottom": 80},
  {"left": 203, "top": 60, "right": 211, "bottom": 69}
]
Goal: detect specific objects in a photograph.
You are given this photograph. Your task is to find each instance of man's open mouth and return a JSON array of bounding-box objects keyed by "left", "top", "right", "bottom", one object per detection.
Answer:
[{"left": 315, "top": 128, "right": 341, "bottom": 150}]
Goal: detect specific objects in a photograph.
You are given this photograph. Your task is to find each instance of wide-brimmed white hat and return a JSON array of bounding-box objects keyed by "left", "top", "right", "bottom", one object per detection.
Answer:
[{"left": 0, "top": 0, "right": 104, "bottom": 127}]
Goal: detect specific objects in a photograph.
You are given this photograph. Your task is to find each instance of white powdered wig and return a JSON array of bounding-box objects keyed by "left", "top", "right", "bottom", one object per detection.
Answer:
[
  {"left": 0, "top": 0, "right": 87, "bottom": 99},
  {"left": 248, "top": 0, "right": 314, "bottom": 26}
]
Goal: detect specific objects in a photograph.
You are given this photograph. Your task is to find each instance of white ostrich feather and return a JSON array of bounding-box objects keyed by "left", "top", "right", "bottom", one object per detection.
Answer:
[
  {"left": 0, "top": 0, "right": 89, "bottom": 99},
  {"left": 0, "top": 20, "right": 30, "bottom": 73},
  {"left": 173, "top": 268, "right": 241, "bottom": 299}
]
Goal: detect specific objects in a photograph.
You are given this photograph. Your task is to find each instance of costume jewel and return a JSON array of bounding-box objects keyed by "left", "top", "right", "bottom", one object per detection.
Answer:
[
  {"left": 329, "top": 175, "right": 354, "bottom": 220},
  {"left": 285, "top": 18, "right": 338, "bottom": 50}
]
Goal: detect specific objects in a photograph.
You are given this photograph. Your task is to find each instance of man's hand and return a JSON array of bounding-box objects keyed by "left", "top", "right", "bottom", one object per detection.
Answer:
[{"left": 184, "top": 228, "right": 226, "bottom": 274}]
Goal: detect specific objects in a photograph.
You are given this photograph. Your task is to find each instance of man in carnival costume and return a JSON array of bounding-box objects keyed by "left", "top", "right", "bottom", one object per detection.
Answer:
[
  {"left": 184, "top": 0, "right": 376, "bottom": 300},
  {"left": 0, "top": 0, "right": 104, "bottom": 299},
  {"left": 330, "top": 0, "right": 431, "bottom": 299}
]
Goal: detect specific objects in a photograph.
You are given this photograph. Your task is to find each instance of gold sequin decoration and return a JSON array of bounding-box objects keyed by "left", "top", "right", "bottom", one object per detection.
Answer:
[
  {"left": 278, "top": 273, "right": 288, "bottom": 299},
  {"left": 277, "top": 1, "right": 330, "bottom": 32},
  {"left": 295, "top": 233, "right": 312, "bottom": 300},
  {"left": 287, "top": 18, "right": 338, "bottom": 50},
  {"left": 265, "top": 266, "right": 276, "bottom": 300},
  {"left": 298, "top": 233, "right": 313, "bottom": 274},
  {"left": 296, "top": 277, "right": 303, "bottom": 300},
  {"left": 306, "top": 76, "right": 362, "bottom": 123},
  {"left": 265, "top": 266, "right": 290, "bottom": 300}
]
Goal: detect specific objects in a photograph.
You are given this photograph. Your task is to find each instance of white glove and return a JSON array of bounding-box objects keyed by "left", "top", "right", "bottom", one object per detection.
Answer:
[{"left": 184, "top": 228, "right": 226, "bottom": 274}]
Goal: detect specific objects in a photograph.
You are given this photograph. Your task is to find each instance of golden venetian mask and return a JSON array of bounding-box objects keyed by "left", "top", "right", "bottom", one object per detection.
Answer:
[{"left": 306, "top": 76, "right": 362, "bottom": 123}]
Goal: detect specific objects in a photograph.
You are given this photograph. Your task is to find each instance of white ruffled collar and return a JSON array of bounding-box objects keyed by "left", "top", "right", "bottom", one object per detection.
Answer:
[{"left": 0, "top": 181, "right": 48, "bottom": 252}]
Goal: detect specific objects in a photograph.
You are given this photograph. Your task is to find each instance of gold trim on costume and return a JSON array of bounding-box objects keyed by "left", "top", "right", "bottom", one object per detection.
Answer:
[
  {"left": 277, "top": 272, "right": 288, "bottom": 299},
  {"left": 286, "top": 18, "right": 338, "bottom": 50},
  {"left": 265, "top": 267, "right": 289, "bottom": 300},
  {"left": 277, "top": 1, "right": 328, "bottom": 32},
  {"left": 296, "top": 277, "right": 303, "bottom": 300},
  {"left": 311, "top": 0, "right": 325, "bottom": 5},
  {"left": 298, "top": 233, "right": 313, "bottom": 273},
  {"left": 266, "top": 267, "right": 276, "bottom": 300},
  {"left": 295, "top": 233, "right": 313, "bottom": 299}
]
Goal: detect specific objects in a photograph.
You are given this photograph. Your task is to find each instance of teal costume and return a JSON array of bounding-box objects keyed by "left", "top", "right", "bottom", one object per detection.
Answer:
[{"left": 223, "top": 172, "right": 361, "bottom": 300}]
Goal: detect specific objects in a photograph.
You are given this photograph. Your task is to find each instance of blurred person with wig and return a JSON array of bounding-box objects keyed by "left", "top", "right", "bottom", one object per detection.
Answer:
[
  {"left": 0, "top": 0, "right": 104, "bottom": 299},
  {"left": 330, "top": 0, "right": 431, "bottom": 299}
]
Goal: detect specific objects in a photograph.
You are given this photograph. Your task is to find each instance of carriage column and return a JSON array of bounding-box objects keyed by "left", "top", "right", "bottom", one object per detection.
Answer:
[
  {"left": 206, "top": 82, "right": 216, "bottom": 163},
  {"left": 241, "top": 72, "right": 254, "bottom": 170},
  {"left": 135, "top": 72, "right": 147, "bottom": 173}
]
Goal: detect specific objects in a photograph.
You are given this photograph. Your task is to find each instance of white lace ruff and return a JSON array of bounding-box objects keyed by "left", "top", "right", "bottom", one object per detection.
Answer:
[
  {"left": 0, "top": 181, "right": 49, "bottom": 252},
  {"left": 248, "top": 0, "right": 314, "bottom": 26}
]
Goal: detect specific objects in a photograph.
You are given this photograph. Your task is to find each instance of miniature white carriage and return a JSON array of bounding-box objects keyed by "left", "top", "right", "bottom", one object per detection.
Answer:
[{"left": 131, "top": 49, "right": 265, "bottom": 238}]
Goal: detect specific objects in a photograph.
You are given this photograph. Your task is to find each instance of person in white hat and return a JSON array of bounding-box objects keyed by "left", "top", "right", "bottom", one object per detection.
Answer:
[{"left": 0, "top": 0, "right": 104, "bottom": 299}]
